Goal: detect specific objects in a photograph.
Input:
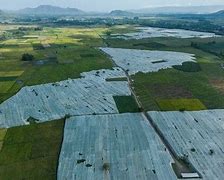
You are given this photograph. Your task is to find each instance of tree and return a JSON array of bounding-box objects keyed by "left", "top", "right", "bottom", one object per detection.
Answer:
[
  {"left": 105, "top": 31, "right": 112, "bottom": 36},
  {"left": 21, "top": 53, "right": 34, "bottom": 61}
]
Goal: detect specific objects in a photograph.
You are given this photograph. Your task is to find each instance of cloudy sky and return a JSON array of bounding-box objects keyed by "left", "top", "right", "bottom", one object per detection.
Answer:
[{"left": 1, "top": 0, "right": 224, "bottom": 11}]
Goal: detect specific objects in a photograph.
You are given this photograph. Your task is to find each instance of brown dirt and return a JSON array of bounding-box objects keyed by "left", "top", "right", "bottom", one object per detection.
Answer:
[
  {"left": 210, "top": 79, "right": 224, "bottom": 94},
  {"left": 147, "top": 84, "right": 193, "bottom": 99}
]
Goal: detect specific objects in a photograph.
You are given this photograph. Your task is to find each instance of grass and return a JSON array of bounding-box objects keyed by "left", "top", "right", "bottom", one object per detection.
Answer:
[
  {"left": 133, "top": 66, "right": 224, "bottom": 110},
  {"left": 156, "top": 98, "right": 206, "bottom": 111},
  {"left": 0, "top": 71, "right": 24, "bottom": 77},
  {"left": 0, "top": 119, "right": 65, "bottom": 180},
  {"left": 113, "top": 96, "right": 140, "bottom": 113},
  {"left": 0, "top": 81, "right": 15, "bottom": 93},
  {"left": 107, "top": 25, "right": 138, "bottom": 35}
]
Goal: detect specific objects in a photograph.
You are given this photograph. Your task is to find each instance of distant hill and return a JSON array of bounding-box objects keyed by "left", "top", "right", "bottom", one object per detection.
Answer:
[
  {"left": 201, "top": 10, "right": 224, "bottom": 20},
  {"left": 109, "top": 10, "right": 134, "bottom": 16},
  {"left": 211, "top": 10, "right": 224, "bottom": 16},
  {"left": 131, "top": 5, "right": 224, "bottom": 14},
  {"left": 17, "top": 5, "right": 85, "bottom": 16}
]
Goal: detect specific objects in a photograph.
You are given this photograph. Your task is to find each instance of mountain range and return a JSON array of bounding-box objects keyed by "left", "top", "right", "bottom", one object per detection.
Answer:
[
  {"left": 1, "top": 5, "right": 224, "bottom": 16},
  {"left": 109, "top": 10, "right": 134, "bottom": 16},
  {"left": 16, "top": 5, "right": 84, "bottom": 16},
  {"left": 131, "top": 5, "right": 224, "bottom": 14}
]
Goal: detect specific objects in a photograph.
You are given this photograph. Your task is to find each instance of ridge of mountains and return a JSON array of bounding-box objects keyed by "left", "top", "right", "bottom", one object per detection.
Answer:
[{"left": 0, "top": 5, "right": 224, "bottom": 17}]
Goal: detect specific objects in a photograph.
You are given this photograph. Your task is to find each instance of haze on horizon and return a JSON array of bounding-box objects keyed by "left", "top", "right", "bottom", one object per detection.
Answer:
[{"left": 0, "top": 0, "right": 224, "bottom": 12}]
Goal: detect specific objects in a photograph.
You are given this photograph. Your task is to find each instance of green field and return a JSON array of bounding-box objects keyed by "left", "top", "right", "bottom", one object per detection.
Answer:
[
  {"left": 114, "top": 96, "right": 140, "bottom": 113},
  {"left": 132, "top": 65, "right": 224, "bottom": 111},
  {"left": 156, "top": 98, "right": 206, "bottom": 111},
  {"left": 0, "top": 120, "right": 64, "bottom": 180}
]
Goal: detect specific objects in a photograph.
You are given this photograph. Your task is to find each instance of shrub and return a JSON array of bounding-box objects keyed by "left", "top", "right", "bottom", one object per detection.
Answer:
[
  {"left": 21, "top": 53, "right": 34, "bottom": 61},
  {"left": 105, "top": 31, "right": 112, "bottom": 36},
  {"left": 209, "top": 149, "right": 214, "bottom": 155},
  {"left": 103, "top": 163, "right": 110, "bottom": 171},
  {"left": 179, "top": 108, "right": 186, "bottom": 112},
  {"left": 64, "top": 114, "right": 72, "bottom": 119}
]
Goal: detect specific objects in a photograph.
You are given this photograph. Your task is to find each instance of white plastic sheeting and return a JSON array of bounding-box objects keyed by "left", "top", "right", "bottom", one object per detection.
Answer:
[
  {"left": 101, "top": 48, "right": 196, "bottom": 75},
  {"left": 80, "top": 67, "right": 126, "bottom": 80},
  {"left": 0, "top": 68, "right": 130, "bottom": 128},
  {"left": 58, "top": 113, "right": 177, "bottom": 180},
  {"left": 113, "top": 27, "right": 220, "bottom": 40},
  {"left": 148, "top": 110, "right": 224, "bottom": 180}
]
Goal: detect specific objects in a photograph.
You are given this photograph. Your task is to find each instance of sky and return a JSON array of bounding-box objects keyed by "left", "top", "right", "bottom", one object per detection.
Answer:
[{"left": 0, "top": 0, "right": 224, "bottom": 12}]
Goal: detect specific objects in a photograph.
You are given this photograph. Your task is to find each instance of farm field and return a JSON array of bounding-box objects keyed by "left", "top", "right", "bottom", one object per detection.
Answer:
[
  {"left": 149, "top": 110, "right": 224, "bottom": 180},
  {"left": 0, "top": 68, "right": 131, "bottom": 128},
  {"left": 101, "top": 47, "right": 196, "bottom": 75},
  {"left": 105, "top": 34, "right": 224, "bottom": 111},
  {"left": 113, "top": 96, "right": 140, "bottom": 113},
  {"left": 0, "top": 26, "right": 113, "bottom": 103},
  {"left": 156, "top": 98, "right": 206, "bottom": 111},
  {"left": 58, "top": 113, "right": 176, "bottom": 180},
  {"left": 111, "top": 26, "right": 219, "bottom": 39},
  {"left": 0, "top": 119, "right": 65, "bottom": 180},
  {"left": 0, "top": 21, "right": 224, "bottom": 180}
]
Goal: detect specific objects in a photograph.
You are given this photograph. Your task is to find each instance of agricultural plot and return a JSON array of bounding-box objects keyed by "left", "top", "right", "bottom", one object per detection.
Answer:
[
  {"left": 0, "top": 26, "right": 114, "bottom": 103},
  {"left": 0, "top": 68, "right": 131, "bottom": 128},
  {"left": 0, "top": 119, "right": 64, "bottom": 180},
  {"left": 80, "top": 67, "right": 125, "bottom": 80},
  {"left": 101, "top": 47, "right": 195, "bottom": 75},
  {"left": 0, "top": 71, "right": 22, "bottom": 94},
  {"left": 156, "top": 98, "right": 206, "bottom": 111},
  {"left": 132, "top": 63, "right": 224, "bottom": 111},
  {"left": 58, "top": 113, "right": 176, "bottom": 180},
  {"left": 113, "top": 96, "right": 140, "bottom": 113},
  {"left": 0, "top": 71, "right": 24, "bottom": 77},
  {"left": 105, "top": 36, "right": 224, "bottom": 111},
  {"left": 148, "top": 110, "right": 224, "bottom": 180},
  {"left": 112, "top": 27, "right": 220, "bottom": 40},
  {"left": 0, "top": 81, "right": 15, "bottom": 93}
]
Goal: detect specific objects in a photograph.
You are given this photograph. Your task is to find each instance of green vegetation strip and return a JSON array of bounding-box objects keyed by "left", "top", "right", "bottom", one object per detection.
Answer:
[
  {"left": 0, "top": 119, "right": 65, "bottom": 180},
  {"left": 106, "top": 77, "right": 127, "bottom": 82},
  {"left": 0, "top": 76, "right": 18, "bottom": 81},
  {"left": 113, "top": 96, "right": 140, "bottom": 113},
  {"left": 0, "top": 129, "right": 7, "bottom": 151},
  {"left": 156, "top": 98, "right": 207, "bottom": 111},
  {"left": 173, "top": 62, "right": 201, "bottom": 72}
]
